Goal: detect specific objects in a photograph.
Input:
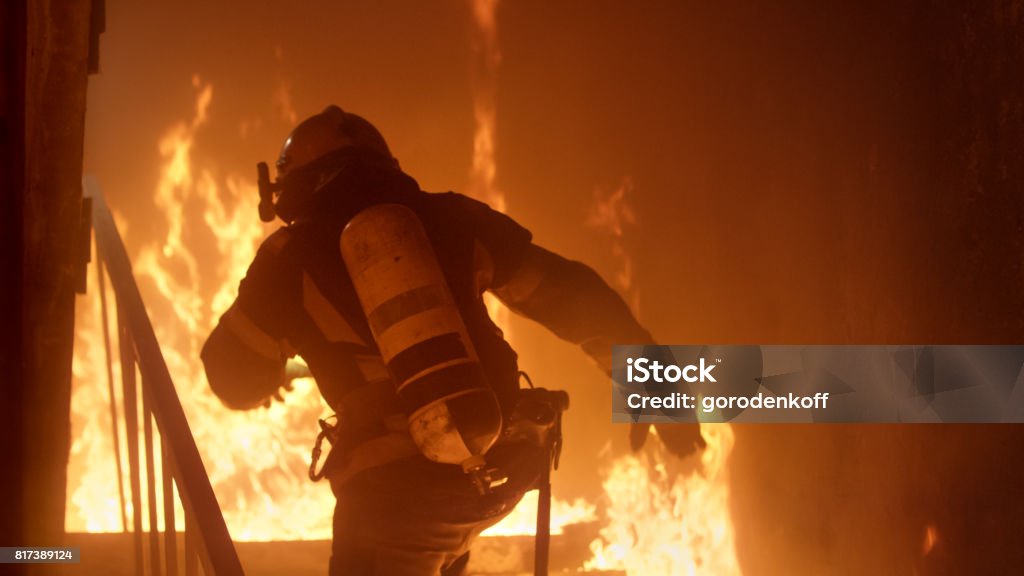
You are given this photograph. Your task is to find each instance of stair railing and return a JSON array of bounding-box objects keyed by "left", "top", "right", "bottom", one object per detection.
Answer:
[{"left": 84, "top": 177, "right": 244, "bottom": 576}]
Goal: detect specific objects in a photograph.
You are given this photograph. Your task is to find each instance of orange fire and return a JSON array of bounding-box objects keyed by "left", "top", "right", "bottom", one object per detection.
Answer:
[
  {"left": 922, "top": 524, "right": 938, "bottom": 556},
  {"left": 70, "top": 11, "right": 745, "bottom": 571},
  {"left": 584, "top": 178, "right": 743, "bottom": 575},
  {"left": 483, "top": 491, "right": 596, "bottom": 537},
  {"left": 68, "top": 72, "right": 593, "bottom": 542},
  {"left": 462, "top": 1, "right": 616, "bottom": 541},
  {"left": 467, "top": 0, "right": 505, "bottom": 214},
  {"left": 69, "top": 228, "right": 133, "bottom": 532},
  {"left": 467, "top": 0, "right": 510, "bottom": 334},
  {"left": 70, "top": 76, "right": 335, "bottom": 540},
  {"left": 588, "top": 177, "right": 640, "bottom": 313},
  {"left": 587, "top": 426, "right": 741, "bottom": 575}
]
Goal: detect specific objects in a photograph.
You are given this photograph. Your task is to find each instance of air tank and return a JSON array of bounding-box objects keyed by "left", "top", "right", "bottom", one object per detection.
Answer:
[{"left": 340, "top": 203, "right": 502, "bottom": 476}]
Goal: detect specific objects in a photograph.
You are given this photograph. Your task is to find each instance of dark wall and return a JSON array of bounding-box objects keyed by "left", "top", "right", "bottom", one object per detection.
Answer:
[
  {"left": 2, "top": 1, "right": 97, "bottom": 569},
  {"left": 0, "top": 0, "right": 28, "bottom": 552},
  {"left": 726, "top": 3, "right": 1024, "bottom": 574},
  {"left": 496, "top": 2, "right": 1024, "bottom": 574}
]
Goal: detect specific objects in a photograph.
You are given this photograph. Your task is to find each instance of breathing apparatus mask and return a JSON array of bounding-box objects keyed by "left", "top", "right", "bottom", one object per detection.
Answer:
[{"left": 257, "top": 147, "right": 357, "bottom": 223}]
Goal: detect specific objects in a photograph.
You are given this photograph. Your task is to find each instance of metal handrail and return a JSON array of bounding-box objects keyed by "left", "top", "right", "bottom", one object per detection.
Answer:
[{"left": 84, "top": 177, "right": 244, "bottom": 576}]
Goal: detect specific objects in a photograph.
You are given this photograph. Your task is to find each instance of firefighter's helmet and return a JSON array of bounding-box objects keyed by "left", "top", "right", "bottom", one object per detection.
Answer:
[{"left": 257, "top": 105, "right": 396, "bottom": 222}]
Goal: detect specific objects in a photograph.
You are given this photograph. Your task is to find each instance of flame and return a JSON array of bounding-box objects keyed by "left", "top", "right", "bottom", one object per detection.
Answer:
[
  {"left": 583, "top": 177, "right": 741, "bottom": 574},
  {"left": 482, "top": 491, "right": 596, "bottom": 537},
  {"left": 588, "top": 177, "right": 640, "bottom": 313},
  {"left": 70, "top": 9, "right": 742, "bottom": 564},
  {"left": 467, "top": 0, "right": 510, "bottom": 331},
  {"left": 587, "top": 425, "right": 742, "bottom": 575},
  {"left": 467, "top": 0, "right": 504, "bottom": 214},
  {"left": 69, "top": 77, "right": 335, "bottom": 540},
  {"left": 464, "top": 0, "right": 596, "bottom": 538},
  {"left": 69, "top": 234, "right": 130, "bottom": 532},
  {"left": 273, "top": 47, "right": 299, "bottom": 127},
  {"left": 69, "top": 68, "right": 589, "bottom": 543},
  {"left": 922, "top": 524, "right": 938, "bottom": 556}
]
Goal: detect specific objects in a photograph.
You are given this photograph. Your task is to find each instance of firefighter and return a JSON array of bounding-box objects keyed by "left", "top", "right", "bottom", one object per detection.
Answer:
[{"left": 201, "top": 105, "right": 703, "bottom": 575}]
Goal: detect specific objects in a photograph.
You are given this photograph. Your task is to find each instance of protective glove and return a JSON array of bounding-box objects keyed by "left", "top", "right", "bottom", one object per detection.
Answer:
[
  {"left": 624, "top": 344, "right": 705, "bottom": 459},
  {"left": 261, "top": 360, "right": 308, "bottom": 408}
]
